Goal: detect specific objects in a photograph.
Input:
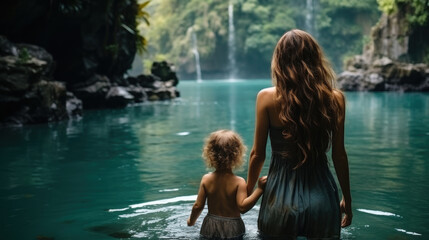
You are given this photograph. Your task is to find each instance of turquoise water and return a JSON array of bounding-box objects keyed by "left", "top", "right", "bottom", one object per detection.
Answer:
[{"left": 1, "top": 80, "right": 428, "bottom": 239}]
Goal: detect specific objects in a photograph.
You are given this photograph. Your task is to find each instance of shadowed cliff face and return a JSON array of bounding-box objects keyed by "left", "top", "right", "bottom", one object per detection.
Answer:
[
  {"left": 0, "top": 0, "right": 138, "bottom": 86},
  {"left": 0, "top": 1, "right": 181, "bottom": 126},
  {"left": 337, "top": 2, "right": 429, "bottom": 92}
]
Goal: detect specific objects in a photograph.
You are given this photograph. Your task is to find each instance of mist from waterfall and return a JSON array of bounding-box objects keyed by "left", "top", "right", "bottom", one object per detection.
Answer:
[
  {"left": 191, "top": 29, "right": 202, "bottom": 82},
  {"left": 228, "top": 1, "right": 237, "bottom": 80}
]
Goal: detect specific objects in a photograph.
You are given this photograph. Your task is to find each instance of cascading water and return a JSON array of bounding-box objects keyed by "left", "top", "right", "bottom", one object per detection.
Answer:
[
  {"left": 228, "top": 1, "right": 237, "bottom": 80},
  {"left": 305, "top": 0, "right": 315, "bottom": 36},
  {"left": 191, "top": 29, "right": 202, "bottom": 82}
]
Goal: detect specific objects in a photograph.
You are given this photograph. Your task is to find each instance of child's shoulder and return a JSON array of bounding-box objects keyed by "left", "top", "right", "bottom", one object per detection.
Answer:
[
  {"left": 201, "top": 172, "right": 213, "bottom": 180},
  {"left": 231, "top": 175, "right": 246, "bottom": 187},
  {"left": 234, "top": 175, "right": 245, "bottom": 182}
]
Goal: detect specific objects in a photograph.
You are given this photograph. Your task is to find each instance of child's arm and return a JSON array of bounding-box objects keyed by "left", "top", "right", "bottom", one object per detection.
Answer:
[
  {"left": 187, "top": 175, "right": 208, "bottom": 226},
  {"left": 236, "top": 176, "right": 267, "bottom": 214}
]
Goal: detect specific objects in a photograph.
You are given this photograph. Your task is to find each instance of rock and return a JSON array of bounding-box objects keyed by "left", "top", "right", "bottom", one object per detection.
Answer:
[
  {"left": 27, "top": 80, "right": 68, "bottom": 122},
  {"left": 151, "top": 61, "right": 179, "bottom": 86},
  {"left": 367, "top": 6, "right": 410, "bottom": 62},
  {"left": 16, "top": 43, "right": 55, "bottom": 76},
  {"left": 0, "top": 35, "right": 18, "bottom": 56},
  {"left": 105, "top": 86, "right": 134, "bottom": 108},
  {"left": 133, "top": 74, "right": 161, "bottom": 88},
  {"left": 126, "top": 85, "right": 147, "bottom": 103},
  {"left": 337, "top": 4, "right": 429, "bottom": 92},
  {"left": 66, "top": 92, "right": 82, "bottom": 118},
  {"left": 127, "top": 61, "right": 180, "bottom": 101},
  {"left": 0, "top": 56, "right": 48, "bottom": 93},
  {"left": 0, "top": 1, "right": 140, "bottom": 87},
  {"left": 0, "top": 80, "right": 68, "bottom": 126},
  {"left": 0, "top": 36, "right": 75, "bottom": 126},
  {"left": 72, "top": 74, "right": 111, "bottom": 109},
  {"left": 337, "top": 71, "right": 366, "bottom": 91},
  {"left": 338, "top": 59, "right": 428, "bottom": 91}
]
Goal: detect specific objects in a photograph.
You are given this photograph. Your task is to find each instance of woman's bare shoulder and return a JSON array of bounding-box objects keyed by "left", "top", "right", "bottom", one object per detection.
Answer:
[
  {"left": 258, "top": 87, "right": 275, "bottom": 95},
  {"left": 257, "top": 87, "right": 276, "bottom": 103}
]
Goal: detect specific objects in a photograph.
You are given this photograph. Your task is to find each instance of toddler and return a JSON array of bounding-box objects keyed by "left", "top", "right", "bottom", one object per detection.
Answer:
[{"left": 187, "top": 129, "right": 267, "bottom": 239}]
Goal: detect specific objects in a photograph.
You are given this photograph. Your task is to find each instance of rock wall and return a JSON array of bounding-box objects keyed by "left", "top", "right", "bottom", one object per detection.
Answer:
[
  {"left": 0, "top": 0, "right": 138, "bottom": 86},
  {"left": 337, "top": 3, "right": 429, "bottom": 91},
  {"left": 0, "top": 35, "right": 179, "bottom": 126},
  {"left": 0, "top": 1, "right": 181, "bottom": 126},
  {"left": 0, "top": 36, "right": 82, "bottom": 126}
]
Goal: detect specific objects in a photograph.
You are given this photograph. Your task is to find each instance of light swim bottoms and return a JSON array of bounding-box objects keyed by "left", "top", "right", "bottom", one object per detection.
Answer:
[{"left": 200, "top": 213, "right": 245, "bottom": 240}]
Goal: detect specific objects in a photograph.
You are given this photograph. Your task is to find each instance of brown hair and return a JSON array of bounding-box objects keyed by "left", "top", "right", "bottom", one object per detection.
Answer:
[
  {"left": 271, "top": 29, "right": 343, "bottom": 169},
  {"left": 202, "top": 130, "right": 247, "bottom": 171}
]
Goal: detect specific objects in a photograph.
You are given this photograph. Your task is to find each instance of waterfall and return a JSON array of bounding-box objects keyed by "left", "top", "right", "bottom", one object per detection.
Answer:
[
  {"left": 228, "top": 1, "right": 237, "bottom": 80},
  {"left": 191, "top": 30, "right": 202, "bottom": 82},
  {"left": 305, "top": 0, "right": 315, "bottom": 36}
]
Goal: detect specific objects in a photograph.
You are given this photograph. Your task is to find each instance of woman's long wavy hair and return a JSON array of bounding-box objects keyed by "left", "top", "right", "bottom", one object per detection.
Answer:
[{"left": 271, "top": 29, "right": 342, "bottom": 169}]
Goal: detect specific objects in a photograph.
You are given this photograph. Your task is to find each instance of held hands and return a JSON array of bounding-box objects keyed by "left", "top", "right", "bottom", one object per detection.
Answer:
[
  {"left": 187, "top": 218, "right": 194, "bottom": 226},
  {"left": 340, "top": 197, "right": 352, "bottom": 227},
  {"left": 257, "top": 176, "right": 267, "bottom": 190}
]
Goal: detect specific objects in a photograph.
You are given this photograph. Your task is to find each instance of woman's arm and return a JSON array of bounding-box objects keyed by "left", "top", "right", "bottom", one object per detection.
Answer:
[
  {"left": 247, "top": 89, "right": 270, "bottom": 195},
  {"left": 187, "top": 175, "right": 208, "bottom": 226},
  {"left": 331, "top": 90, "right": 352, "bottom": 227},
  {"left": 236, "top": 176, "right": 267, "bottom": 213}
]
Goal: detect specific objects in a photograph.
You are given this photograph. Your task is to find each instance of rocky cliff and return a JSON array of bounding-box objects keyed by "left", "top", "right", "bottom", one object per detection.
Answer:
[
  {"left": 0, "top": 1, "right": 180, "bottom": 126},
  {"left": 0, "top": 36, "right": 81, "bottom": 126},
  {"left": 337, "top": 2, "right": 429, "bottom": 91}
]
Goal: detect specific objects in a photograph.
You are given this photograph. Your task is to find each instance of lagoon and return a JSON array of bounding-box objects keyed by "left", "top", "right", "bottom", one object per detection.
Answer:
[{"left": 1, "top": 80, "right": 428, "bottom": 239}]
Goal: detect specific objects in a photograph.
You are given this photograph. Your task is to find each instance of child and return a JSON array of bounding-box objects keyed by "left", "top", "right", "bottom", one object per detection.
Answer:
[{"left": 187, "top": 129, "right": 267, "bottom": 239}]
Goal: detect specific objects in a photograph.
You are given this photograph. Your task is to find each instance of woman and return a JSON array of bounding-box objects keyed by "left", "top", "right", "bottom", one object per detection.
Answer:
[{"left": 246, "top": 29, "right": 352, "bottom": 239}]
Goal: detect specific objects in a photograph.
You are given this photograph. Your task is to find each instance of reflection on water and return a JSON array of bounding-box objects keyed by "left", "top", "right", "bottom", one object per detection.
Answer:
[{"left": 0, "top": 81, "right": 428, "bottom": 239}]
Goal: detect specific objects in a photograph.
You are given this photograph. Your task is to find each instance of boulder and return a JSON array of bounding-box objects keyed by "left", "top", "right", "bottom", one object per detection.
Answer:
[
  {"left": 126, "top": 85, "right": 147, "bottom": 103},
  {"left": 105, "top": 86, "right": 134, "bottom": 108},
  {"left": 0, "top": 56, "right": 48, "bottom": 93},
  {"left": 72, "top": 74, "right": 111, "bottom": 109},
  {"left": 151, "top": 61, "right": 179, "bottom": 86},
  {"left": 0, "top": 80, "right": 68, "bottom": 126},
  {"left": 338, "top": 59, "right": 428, "bottom": 91},
  {"left": 66, "top": 92, "right": 83, "bottom": 118}
]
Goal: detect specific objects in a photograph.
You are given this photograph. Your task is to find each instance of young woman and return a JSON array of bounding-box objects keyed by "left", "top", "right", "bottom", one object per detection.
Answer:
[{"left": 246, "top": 29, "right": 352, "bottom": 239}]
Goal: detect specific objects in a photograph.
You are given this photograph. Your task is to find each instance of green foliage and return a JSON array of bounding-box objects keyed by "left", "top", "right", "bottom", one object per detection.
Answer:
[
  {"left": 403, "top": 0, "right": 429, "bottom": 26},
  {"left": 136, "top": 0, "right": 151, "bottom": 54},
  {"left": 144, "top": 0, "right": 381, "bottom": 76},
  {"left": 377, "top": 0, "right": 397, "bottom": 13},
  {"left": 377, "top": 0, "right": 429, "bottom": 26},
  {"left": 17, "top": 48, "right": 30, "bottom": 64},
  {"left": 316, "top": 0, "right": 380, "bottom": 70}
]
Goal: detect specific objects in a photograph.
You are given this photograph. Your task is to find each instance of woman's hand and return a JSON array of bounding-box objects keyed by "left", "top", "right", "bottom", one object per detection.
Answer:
[
  {"left": 340, "top": 197, "right": 352, "bottom": 227},
  {"left": 257, "top": 176, "right": 267, "bottom": 190},
  {"left": 187, "top": 218, "right": 193, "bottom": 226}
]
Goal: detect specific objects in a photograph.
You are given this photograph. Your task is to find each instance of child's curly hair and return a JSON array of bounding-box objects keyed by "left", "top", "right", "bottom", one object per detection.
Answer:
[{"left": 202, "top": 130, "right": 247, "bottom": 171}]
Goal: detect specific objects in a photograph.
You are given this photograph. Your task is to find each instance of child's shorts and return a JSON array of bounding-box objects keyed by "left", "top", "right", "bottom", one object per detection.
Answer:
[{"left": 200, "top": 213, "right": 245, "bottom": 240}]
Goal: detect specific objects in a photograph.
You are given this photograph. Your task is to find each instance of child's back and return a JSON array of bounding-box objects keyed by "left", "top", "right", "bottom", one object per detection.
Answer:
[
  {"left": 201, "top": 171, "right": 243, "bottom": 217},
  {"left": 187, "top": 130, "right": 267, "bottom": 239}
]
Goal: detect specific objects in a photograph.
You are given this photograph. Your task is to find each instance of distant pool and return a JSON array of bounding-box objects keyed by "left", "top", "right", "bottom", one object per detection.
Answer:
[{"left": 1, "top": 80, "right": 428, "bottom": 239}]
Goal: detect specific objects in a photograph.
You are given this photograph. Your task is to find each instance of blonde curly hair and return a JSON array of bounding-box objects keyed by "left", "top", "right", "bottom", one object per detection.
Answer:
[{"left": 202, "top": 130, "right": 247, "bottom": 171}]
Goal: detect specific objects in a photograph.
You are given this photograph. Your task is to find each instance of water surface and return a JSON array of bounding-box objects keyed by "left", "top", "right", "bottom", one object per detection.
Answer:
[{"left": 1, "top": 80, "right": 428, "bottom": 239}]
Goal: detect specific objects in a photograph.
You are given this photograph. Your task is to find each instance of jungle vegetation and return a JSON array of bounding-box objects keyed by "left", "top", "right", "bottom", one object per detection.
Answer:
[{"left": 140, "top": 0, "right": 381, "bottom": 78}]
